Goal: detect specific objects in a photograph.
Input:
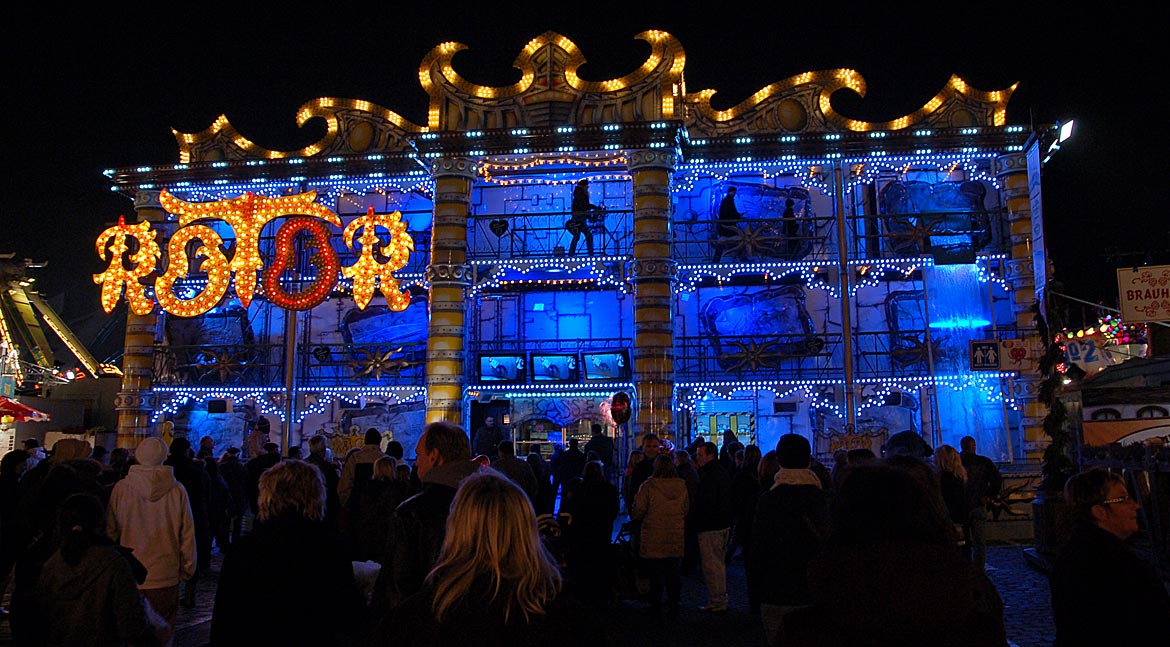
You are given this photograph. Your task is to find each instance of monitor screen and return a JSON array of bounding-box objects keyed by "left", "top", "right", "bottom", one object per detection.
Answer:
[
  {"left": 532, "top": 354, "right": 579, "bottom": 382},
  {"left": 582, "top": 351, "right": 629, "bottom": 381},
  {"left": 479, "top": 355, "right": 526, "bottom": 382}
]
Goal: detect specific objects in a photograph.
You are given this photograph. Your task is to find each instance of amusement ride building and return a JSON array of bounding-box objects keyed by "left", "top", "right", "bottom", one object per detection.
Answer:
[{"left": 97, "top": 31, "right": 1060, "bottom": 464}]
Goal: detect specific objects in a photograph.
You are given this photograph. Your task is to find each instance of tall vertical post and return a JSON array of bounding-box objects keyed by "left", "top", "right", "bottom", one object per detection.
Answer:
[
  {"left": 833, "top": 163, "right": 857, "bottom": 428},
  {"left": 425, "top": 157, "right": 477, "bottom": 425},
  {"left": 627, "top": 150, "right": 676, "bottom": 441},
  {"left": 995, "top": 152, "right": 1046, "bottom": 459},
  {"left": 114, "top": 190, "right": 166, "bottom": 449}
]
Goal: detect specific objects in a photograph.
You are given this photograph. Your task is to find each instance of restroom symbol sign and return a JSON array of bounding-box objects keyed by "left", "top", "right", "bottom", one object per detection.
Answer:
[{"left": 969, "top": 341, "right": 1001, "bottom": 371}]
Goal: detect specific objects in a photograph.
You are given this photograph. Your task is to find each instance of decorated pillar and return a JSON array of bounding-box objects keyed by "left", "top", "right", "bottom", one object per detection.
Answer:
[
  {"left": 114, "top": 190, "right": 166, "bottom": 449},
  {"left": 425, "top": 157, "right": 477, "bottom": 425},
  {"left": 627, "top": 150, "right": 677, "bottom": 441},
  {"left": 995, "top": 152, "right": 1046, "bottom": 459}
]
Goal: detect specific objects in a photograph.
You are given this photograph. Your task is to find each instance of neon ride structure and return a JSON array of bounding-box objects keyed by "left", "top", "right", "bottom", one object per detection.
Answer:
[{"left": 96, "top": 31, "right": 1062, "bottom": 463}]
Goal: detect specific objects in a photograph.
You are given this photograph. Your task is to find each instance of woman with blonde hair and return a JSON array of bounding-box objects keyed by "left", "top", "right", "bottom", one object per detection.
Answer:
[
  {"left": 386, "top": 470, "right": 595, "bottom": 646},
  {"left": 211, "top": 460, "right": 365, "bottom": 646},
  {"left": 934, "top": 444, "right": 970, "bottom": 550}
]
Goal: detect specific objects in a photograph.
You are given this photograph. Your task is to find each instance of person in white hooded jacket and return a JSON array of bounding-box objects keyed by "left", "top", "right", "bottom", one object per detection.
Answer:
[{"left": 107, "top": 436, "right": 196, "bottom": 639}]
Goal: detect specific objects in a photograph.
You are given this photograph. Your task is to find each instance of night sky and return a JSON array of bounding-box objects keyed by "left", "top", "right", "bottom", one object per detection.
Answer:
[{"left": 6, "top": 5, "right": 1159, "bottom": 329}]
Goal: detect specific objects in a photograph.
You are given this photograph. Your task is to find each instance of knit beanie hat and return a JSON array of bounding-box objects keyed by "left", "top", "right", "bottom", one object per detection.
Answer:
[{"left": 136, "top": 437, "right": 168, "bottom": 467}]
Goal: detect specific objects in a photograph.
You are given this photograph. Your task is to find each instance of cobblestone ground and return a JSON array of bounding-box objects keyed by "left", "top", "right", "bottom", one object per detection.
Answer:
[{"left": 1, "top": 543, "right": 1057, "bottom": 647}]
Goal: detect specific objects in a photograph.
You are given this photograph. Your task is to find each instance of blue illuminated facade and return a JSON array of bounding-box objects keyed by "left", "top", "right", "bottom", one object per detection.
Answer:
[{"left": 105, "top": 31, "right": 1057, "bottom": 463}]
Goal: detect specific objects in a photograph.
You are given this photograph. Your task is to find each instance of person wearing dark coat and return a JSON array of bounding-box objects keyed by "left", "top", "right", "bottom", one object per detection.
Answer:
[
  {"left": 473, "top": 416, "right": 507, "bottom": 460},
  {"left": 672, "top": 450, "right": 701, "bottom": 574},
  {"left": 779, "top": 463, "right": 1007, "bottom": 647},
  {"left": 244, "top": 442, "right": 281, "bottom": 513},
  {"left": 305, "top": 435, "right": 342, "bottom": 531},
  {"left": 526, "top": 452, "right": 556, "bottom": 516},
  {"left": 559, "top": 461, "right": 620, "bottom": 606},
  {"left": 32, "top": 493, "right": 168, "bottom": 647},
  {"left": 582, "top": 423, "right": 614, "bottom": 473},
  {"left": 216, "top": 448, "right": 249, "bottom": 546},
  {"left": 1049, "top": 468, "right": 1170, "bottom": 647},
  {"left": 727, "top": 445, "right": 762, "bottom": 562},
  {"left": 960, "top": 435, "right": 1002, "bottom": 570},
  {"left": 370, "top": 422, "right": 481, "bottom": 631},
  {"left": 625, "top": 434, "right": 661, "bottom": 517},
  {"left": 353, "top": 457, "right": 411, "bottom": 563},
  {"left": 693, "top": 441, "right": 734, "bottom": 612},
  {"left": 165, "top": 437, "right": 211, "bottom": 606},
  {"left": 492, "top": 441, "right": 538, "bottom": 502},
  {"left": 9, "top": 440, "right": 107, "bottom": 643},
  {"left": 211, "top": 460, "right": 365, "bottom": 647},
  {"left": 552, "top": 438, "right": 586, "bottom": 501},
  {"left": 748, "top": 434, "right": 829, "bottom": 642},
  {"left": 0, "top": 448, "right": 30, "bottom": 612}
]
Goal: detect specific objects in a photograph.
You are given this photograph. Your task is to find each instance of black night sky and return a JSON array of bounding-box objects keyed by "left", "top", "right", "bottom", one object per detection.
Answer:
[{"left": 5, "top": 4, "right": 1162, "bottom": 330}]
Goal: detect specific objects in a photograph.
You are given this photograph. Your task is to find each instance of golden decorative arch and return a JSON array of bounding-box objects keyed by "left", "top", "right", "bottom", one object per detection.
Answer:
[
  {"left": 420, "top": 30, "right": 686, "bottom": 131},
  {"left": 683, "top": 70, "right": 1015, "bottom": 136},
  {"left": 173, "top": 98, "right": 426, "bottom": 163}
]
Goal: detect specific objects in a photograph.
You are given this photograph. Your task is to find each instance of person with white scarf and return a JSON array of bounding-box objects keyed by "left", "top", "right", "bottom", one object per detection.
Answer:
[{"left": 747, "top": 433, "right": 829, "bottom": 645}]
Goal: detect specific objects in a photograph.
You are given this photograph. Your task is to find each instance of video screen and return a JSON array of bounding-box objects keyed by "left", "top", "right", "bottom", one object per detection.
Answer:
[
  {"left": 479, "top": 355, "right": 526, "bottom": 382},
  {"left": 532, "top": 354, "right": 579, "bottom": 382},
  {"left": 582, "top": 351, "right": 629, "bottom": 381}
]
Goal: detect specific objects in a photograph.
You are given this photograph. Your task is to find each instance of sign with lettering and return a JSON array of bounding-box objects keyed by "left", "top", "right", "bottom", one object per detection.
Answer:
[
  {"left": 1117, "top": 265, "right": 1170, "bottom": 323},
  {"left": 94, "top": 191, "right": 414, "bottom": 318}
]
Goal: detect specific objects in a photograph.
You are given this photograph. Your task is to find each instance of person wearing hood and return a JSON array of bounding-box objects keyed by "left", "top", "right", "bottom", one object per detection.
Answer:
[
  {"left": 631, "top": 454, "right": 689, "bottom": 618},
  {"left": 371, "top": 421, "right": 481, "bottom": 633},
  {"left": 34, "top": 492, "right": 170, "bottom": 647},
  {"left": 107, "top": 436, "right": 196, "bottom": 639},
  {"left": 748, "top": 433, "right": 829, "bottom": 644}
]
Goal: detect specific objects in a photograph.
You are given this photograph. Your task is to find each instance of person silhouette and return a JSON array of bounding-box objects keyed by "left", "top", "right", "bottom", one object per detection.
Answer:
[
  {"left": 568, "top": 179, "right": 603, "bottom": 255},
  {"left": 713, "top": 187, "right": 744, "bottom": 262}
]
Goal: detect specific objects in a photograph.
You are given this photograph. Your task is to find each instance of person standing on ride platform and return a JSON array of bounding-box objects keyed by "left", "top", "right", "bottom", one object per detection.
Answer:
[
  {"left": 712, "top": 186, "right": 744, "bottom": 262},
  {"left": 567, "top": 179, "right": 604, "bottom": 255}
]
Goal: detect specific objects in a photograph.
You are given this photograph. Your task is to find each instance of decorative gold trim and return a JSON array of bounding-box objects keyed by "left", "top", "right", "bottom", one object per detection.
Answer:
[
  {"left": 420, "top": 30, "right": 685, "bottom": 130},
  {"left": 684, "top": 70, "right": 1015, "bottom": 135},
  {"left": 173, "top": 98, "right": 426, "bottom": 163}
]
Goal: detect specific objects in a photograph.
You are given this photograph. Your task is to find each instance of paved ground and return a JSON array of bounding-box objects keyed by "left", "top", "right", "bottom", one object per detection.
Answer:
[{"left": 154, "top": 541, "right": 1057, "bottom": 647}]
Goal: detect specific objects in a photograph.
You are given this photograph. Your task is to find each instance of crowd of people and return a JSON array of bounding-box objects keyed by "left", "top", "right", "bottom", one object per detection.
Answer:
[{"left": 1, "top": 422, "right": 1166, "bottom": 646}]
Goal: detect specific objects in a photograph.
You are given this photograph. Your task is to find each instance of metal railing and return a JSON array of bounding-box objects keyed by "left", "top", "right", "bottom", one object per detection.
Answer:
[
  {"left": 672, "top": 214, "right": 837, "bottom": 265},
  {"left": 468, "top": 209, "right": 634, "bottom": 260},
  {"left": 844, "top": 208, "right": 1010, "bottom": 261},
  {"left": 153, "top": 344, "right": 285, "bottom": 387},
  {"left": 299, "top": 341, "right": 427, "bottom": 387},
  {"left": 674, "top": 333, "right": 844, "bottom": 382}
]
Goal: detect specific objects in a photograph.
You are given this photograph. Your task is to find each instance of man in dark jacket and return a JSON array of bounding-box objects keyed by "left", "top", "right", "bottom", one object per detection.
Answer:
[
  {"left": 553, "top": 437, "right": 587, "bottom": 499},
  {"left": 749, "top": 433, "right": 829, "bottom": 644},
  {"left": 1050, "top": 468, "right": 1170, "bottom": 646},
  {"left": 217, "top": 448, "right": 249, "bottom": 546},
  {"left": 693, "top": 441, "right": 733, "bottom": 612},
  {"left": 473, "top": 416, "right": 506, "bottom": 459},
  {"left": 372, "top": 421, "right": 480, "bottom": 632},
  {"left": 305, "top": 435, "right": 342, "bottom": 531},
  {"left": 959, "top": 435, "right": 1002, "bottom": 570},
  {"left": 492, "top": 440, "right": 537, "bottom": 501},
  {"left": 582, "top": 423, "right": 615, "bottom": 480},
  {"left": 626, "top": 433, "right": 661, "bottom": 513}
]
